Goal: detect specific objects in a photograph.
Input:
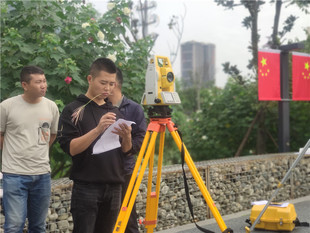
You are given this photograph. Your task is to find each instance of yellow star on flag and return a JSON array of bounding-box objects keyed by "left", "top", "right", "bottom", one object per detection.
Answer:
[
  {"left": 305, "top": 61, "right": 309, "bottom": 71},
  {"left": 261, "top": 57, "right": 267, "bottom": 67}
]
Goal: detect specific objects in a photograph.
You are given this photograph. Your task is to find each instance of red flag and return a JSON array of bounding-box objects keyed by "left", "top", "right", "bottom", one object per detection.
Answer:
[
  {"left": 258, "top": 49, "right": 281, "bottom": 101},
  {"left": 292, "top": 52, "right": 310, "bottom": 101}
]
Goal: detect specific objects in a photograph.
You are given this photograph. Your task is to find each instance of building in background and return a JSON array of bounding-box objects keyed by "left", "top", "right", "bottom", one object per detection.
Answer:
[{"left": 181, "top": 41, "right": 215, "bottom": 88}]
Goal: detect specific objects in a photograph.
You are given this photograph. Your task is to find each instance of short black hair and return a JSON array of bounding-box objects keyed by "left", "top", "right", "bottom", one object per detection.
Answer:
[
  {"left": 90, "top": 58, "right": 117, "bottom": 78},
  {"left": 116, "top": 67, "right": 123, "bottom": 87},
  {"left": 20, "top": 66, "right": 44, "bottom": 83}
]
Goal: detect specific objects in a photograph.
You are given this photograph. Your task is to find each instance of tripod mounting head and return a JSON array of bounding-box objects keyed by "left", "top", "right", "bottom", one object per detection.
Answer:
[{"left": 147, "top": 105, "right": 173, "bottom": 118}]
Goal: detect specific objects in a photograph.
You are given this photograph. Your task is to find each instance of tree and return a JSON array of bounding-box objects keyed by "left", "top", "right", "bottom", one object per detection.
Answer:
[
  {"left": 167, "top": 5, "right": 186, "bottom": 65},
  {"left": 214, "top": 0, "right": 263, "bottom": 74},
  {"left": 214, "top": 0, "right": 309, "bottom": 71},
  {"left": 213, "top": 0, "right": 310, "bottom": 155},
  {"left": 183, "top": 81, "right": 259, "bottom": 160},
  {"left": 181, "top": 26, "right": 310, "bottom": 161},
  {"left": 1, "top": 0, "right": 154, "bottom": 178},
  {"left": 1, "top": 0, "right": 154, "bottom": 104}
]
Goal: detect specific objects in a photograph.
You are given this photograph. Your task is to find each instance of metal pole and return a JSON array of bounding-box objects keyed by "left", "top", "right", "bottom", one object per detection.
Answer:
[
  {"left": 278, "top": 42, "right": 304, "bottom": 153},
  {"left": 278, "top": 50, "right": 290, "bottom": 152}
]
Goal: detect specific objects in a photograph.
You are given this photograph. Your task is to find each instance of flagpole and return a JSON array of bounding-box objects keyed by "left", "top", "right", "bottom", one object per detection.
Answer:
[{"left": 278, "top": 42, "right": 304, "bottom": 153}]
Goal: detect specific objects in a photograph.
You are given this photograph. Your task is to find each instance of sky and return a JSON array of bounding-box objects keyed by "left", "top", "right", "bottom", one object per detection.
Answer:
[{"left": 88, "top": 0, "right": 310, "bottom": 88}]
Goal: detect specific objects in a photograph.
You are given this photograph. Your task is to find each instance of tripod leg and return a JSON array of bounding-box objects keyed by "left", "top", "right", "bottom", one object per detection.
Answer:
[
  {"left": 169, "top": 129, "right": 230, "bottom": 233},
  {"left": 113, "top": 130, "right": 159, "bottom": 233},
  {"left": 156, "top": 130, "right": 165, "bottom": 204},
  {"left": 144, "top": 130, "right": 166, "bottom": 233},
  {"left": 122, "top": 131, "right": 150, "bottom": 208},
  {"left": 145, "top": 139, "right": 156, "bottom": 233}
]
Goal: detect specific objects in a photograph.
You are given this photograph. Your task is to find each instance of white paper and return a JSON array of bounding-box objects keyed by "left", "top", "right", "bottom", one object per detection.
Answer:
[
  {"left": 93, "top": 119, "right": 135, "bottom": 154},
  {"left": 251, "top": 200, "right": 268, "bottom": 206},
  {"left": 251, "top": 200, "right": 289, "bottom": 207}
]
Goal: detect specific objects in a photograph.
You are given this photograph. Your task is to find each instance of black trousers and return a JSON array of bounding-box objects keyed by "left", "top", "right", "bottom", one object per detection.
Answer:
[
  {"left": 71, "top": 182, "right": 122, "bottom": 233},
  {"left": 122, "top": 174, "right": 140, "bottom": 233}
]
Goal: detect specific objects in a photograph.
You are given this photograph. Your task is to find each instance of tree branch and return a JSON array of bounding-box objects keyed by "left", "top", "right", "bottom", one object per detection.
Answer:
[{"left": 234, "top": 107, "right": 263, "bottom": 157}]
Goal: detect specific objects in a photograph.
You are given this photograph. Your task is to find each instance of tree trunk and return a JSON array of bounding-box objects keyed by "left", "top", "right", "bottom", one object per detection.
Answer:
[
  {"left": 243, "top": 0, "right": 260, "bottom": 71},
  {"left": 244, "top": 1, "right": 267, "bottom": 154},
  {"left": 271, "top": 0, "right": 282, "bottom": 48},
  {"left": 256, "top": 109, "right": 266, "bottom": 154},
  {"left": 234, "top": 107, "right": 262, "bottom": 157},
  {"left": 251, "top": 4, "right": 259, "bottom": 70}
]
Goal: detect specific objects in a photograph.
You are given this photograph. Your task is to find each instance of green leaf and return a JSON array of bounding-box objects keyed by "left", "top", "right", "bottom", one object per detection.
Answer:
[
  {"left": 32, "top": 57, "right": 48, "bottom": 66},
  {"left": 50, "top": 53, "right": 63, "bottom": 62},
  {"left": 19, "top": 44, "right": 35, "bottom": 54},
  {"left": 69, "top": 85, "right": 83, "bottom": 96}
]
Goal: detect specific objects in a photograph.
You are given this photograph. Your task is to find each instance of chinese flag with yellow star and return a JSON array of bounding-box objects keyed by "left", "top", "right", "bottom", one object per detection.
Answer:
[
  {"left": 258, "top": 49, "right": 281, "bottom": 100},
  {"left": 292, "top": 52, "right": 310, "bottom": 101}
]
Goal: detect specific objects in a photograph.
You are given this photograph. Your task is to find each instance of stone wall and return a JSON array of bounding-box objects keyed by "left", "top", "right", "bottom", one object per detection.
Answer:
[{"left": 0, "top": 153, "right": 309, "bottom": 232}]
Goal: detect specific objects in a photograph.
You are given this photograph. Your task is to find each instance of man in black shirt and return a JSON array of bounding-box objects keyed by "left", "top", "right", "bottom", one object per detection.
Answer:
[{"left": 58, "top": 58, "right": 132, "bottom": 233}]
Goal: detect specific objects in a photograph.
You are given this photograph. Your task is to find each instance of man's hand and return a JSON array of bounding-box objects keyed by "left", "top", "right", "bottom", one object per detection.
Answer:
[
  {"left": 112, "top": 123, "right": 132, "bottom": 153},
  {"left": 95, "top": 112, "right": 116, "bottom": 134},
  {"left": 112, "top": 123, "right": 132, "bottom": 139},
  {"left": 70, "top": 112, "right": 116, "bottom": 156}
]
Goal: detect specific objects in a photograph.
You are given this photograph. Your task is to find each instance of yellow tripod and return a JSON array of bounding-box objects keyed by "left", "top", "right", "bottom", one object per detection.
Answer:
[{"left": 113, "top": 109, "right": 233, "bottom": 233}]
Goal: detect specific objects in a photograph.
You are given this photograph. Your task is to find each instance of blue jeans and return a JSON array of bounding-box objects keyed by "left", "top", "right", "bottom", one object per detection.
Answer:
[
  {"left": 3, "top": 173, "right": 51, "bottom": 233},
  {"left": 71, "top": 182, "right": 122, "bottom": 233}
]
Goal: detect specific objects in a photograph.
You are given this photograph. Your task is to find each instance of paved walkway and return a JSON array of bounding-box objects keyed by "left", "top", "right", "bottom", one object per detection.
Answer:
[{"left": 156, "top": 195, "right": 310, "bottom": 233}]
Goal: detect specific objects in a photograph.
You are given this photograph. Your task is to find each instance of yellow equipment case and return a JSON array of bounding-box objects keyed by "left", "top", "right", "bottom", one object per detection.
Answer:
[{"left": 247, "top": 203, "right": 308, "bottom": 231}]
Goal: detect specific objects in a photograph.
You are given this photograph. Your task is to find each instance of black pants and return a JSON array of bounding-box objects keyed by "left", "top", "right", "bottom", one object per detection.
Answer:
[
  {"left": 71, "top": 182, "right": 122, "bottom": 233},
  {"left": 122, "top": 174, "right": 139, "bottom": 233}
]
